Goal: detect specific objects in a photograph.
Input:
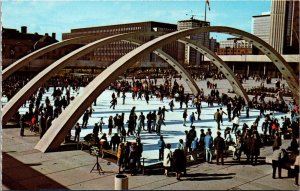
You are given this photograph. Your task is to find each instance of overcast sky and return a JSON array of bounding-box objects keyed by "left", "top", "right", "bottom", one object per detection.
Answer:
[{"left": 2, "top": 0, "right": 271, "bottom": 41}]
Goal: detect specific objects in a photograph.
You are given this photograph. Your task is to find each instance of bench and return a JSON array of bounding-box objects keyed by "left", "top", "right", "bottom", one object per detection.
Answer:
[
  {"left": 101, "top": 148, "right": 118, "bottom": 159},
  {"left": 81, "top": 141, "right": 97, "bottom": 151}
]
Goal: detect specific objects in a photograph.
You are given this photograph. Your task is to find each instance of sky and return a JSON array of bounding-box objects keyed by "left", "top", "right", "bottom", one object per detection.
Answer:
[{"left": 2, "top": 0, "right": 271, "bottom": 41}]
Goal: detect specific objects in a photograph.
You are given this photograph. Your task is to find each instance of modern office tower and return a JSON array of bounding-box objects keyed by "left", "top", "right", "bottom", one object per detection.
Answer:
[
  {"left": 177, "top": 19, "right": 210, "bottom": 65},
  {"left": 269, "top": 0, "right": 299, "bottom": 54},
  {"left": 62, "top": 21, "right": 178, "bottom": 68},
  {"left": 252, "top": 12, "right": 271, "bottom": 43}
]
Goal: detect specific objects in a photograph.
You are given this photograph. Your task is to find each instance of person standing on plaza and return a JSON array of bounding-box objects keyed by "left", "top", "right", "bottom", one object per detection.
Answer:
[
  {"left": 187, "top": 126, "right": 197, "bottom": 153},
  {"left": 271, "top": 146, "right": 284, "bottom": 179},
  {"left": 110, "top": 97, "right": 117, "bottom": 110},
  {"left": 82, "top": 110, "right": 89, "bottom": 129},
  {"left": 177, "top": 139, "right": 185, "bottom": 151},
  {"left": 169, "top": 99, "right": 174, "bottom": 112},
  {"left": 108, "top": 116, "right": 113, "bottom": 135},
  {"left": 189, "top": 112, "right": 195, "bottom": 127},
  {"left": 163, "top": 144, "right": 172, "bottom": 177},
  {"left": 99, "top": 117, "right": 105, "bottom": 134},
  {"left": 117, "top": 143, "right": 125, "bottom": 173},
  {"left": 136, "top": 138, "right": 143, "bottom": 173},
  {"left": 145, "top": 91, "right": 150, "bottom": 104},
  {"left": 227, "top": 101, "right": 232, "bottom": 122},
  {"left": 158, "top": 135, "right": 166, "bottom": 161},
  {"left": 196, "top": 101, "right": 201, "bottom": 120},
  {"left": 204, "top": 131, "right": 213, "bottom": 163},
  {"left": 214, "top": 109, "right": 222, "bottom": 130},
  {"left": 156, "top": 116, "right": 165, "bottom": 135},
  {"left": 122, "top": 91, "right": 126, "bottom": 105},
  {"left": 173, "top": 148, "right": 186, "bottom": 180},
  {"left": 74, "top": 122, "right": 81, "bottom": 143},
  {"left": 129, "top": 143, "right": 138, "bottom": 176},
  {"left": 183, "top": 109, "right": 188, "bottom": 126},
  {"left": 39, "top": 112, "right": 47, "bottom": 139},
  {"left": 191, "top": 137, "right": 199, "bottom": 161},
  {"left": 261, "top": 118, "right": 269, "bottom": 135},
  {"left": 138, "top": 112, "right": 145, "bottom": 131},
  {"left": 232, "top": 115, "right": 240, "bottom": 133},
  {"left": 151, "top": 111, "right": 157, "bottom": 132},
  {"left": 110, "top": 133, "right": 121, "bottom": 151},
  {"left": 219, "top": 108, "right": 227, "bottom": 125},
  {"left": 250, "top": 130, "right": 261, "bottom": 166},
  {"left": 147, "top": 111, "right": 152, "bottom": 133},
  {"left": 185, "top": 94, "right": 189, "bottom": 108},
  {"left": 19, "top": 115, "right": 25, "bottom": 137},
  {"left": 161, "top": 106, "right": 168, "bottom": 120},
  {"left": 93, "top": 123, "right": 100, "bottom": 139},
  {"left": 214, "top": 131, "right": 225, "bottom": 165}
]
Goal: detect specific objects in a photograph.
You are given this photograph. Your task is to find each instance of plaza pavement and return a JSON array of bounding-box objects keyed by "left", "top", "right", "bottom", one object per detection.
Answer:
[
  {"left": 2, "top": 78, "right": 298, "bottom": 190},
  {"left": 2, "top": 127, "right": 298, "bottom": 190}
]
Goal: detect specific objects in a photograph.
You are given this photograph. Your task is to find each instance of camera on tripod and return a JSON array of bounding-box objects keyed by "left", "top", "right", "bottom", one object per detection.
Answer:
[{"left": 90, "top": 146, "right": 100, "bottom": 156}]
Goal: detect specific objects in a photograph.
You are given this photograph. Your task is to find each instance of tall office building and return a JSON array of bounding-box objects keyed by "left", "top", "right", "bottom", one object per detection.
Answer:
[
  {"left": 177, "top": 19, "right": 210, "bottom": 65},
  {"left": 269, "top": 0, "right": 299, "bottom": 54},
  {"left": 252, "top": 12, "right": 271, "bottom": 43}
]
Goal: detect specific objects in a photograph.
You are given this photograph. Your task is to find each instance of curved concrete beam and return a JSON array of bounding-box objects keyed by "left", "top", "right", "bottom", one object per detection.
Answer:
[
  {"left": 178, "top": 38, "right": 250, "bottom": 103},
  {"left": 2, "top": 32, "right": 165, "bottom": 126},
  {"left": 2, "top": 26, "right": 295, "bottom": 152},
  {"left": 34, "top": 26, "right": 298, "bottom": 152},
  {"left": 3, "top": 36, "right": 88, "bottom": 80},
  {"left": 124, "top": 38, "right": 200, "bottom": 95},
  {"left": 2, "top": 32, "right": 165, "bottom": 80}
]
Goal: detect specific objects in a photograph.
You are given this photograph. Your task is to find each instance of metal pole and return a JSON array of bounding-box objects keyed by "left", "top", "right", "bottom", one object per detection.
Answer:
[{"left": 204, "top": 0, "right": 207, "bottom": 22}]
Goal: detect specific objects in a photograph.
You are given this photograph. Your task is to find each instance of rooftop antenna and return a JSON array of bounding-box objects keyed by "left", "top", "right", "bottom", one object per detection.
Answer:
[{"left": 186, "top": 10, "right": 198, "bottom": 20}]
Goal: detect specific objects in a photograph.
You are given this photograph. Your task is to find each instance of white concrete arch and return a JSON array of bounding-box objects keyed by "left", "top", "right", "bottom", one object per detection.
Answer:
[
  {"left": 2, "top": 32, "right": 200, "bottom": 126},
  {"left": 34, "top": 26, "right": 299, "bottom": 152}
]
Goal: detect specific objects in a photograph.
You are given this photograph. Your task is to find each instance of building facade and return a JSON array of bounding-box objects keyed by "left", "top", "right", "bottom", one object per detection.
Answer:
[
  {"left": 217, "top": 38, "right": 253, "bottom": 55},
  {"left": 269, "top": 0, "right": 299, "bottom": 54},
  {"left": 62, "top": 21, "right": 178, "bottom": 68},
  {"left": 1, "top": 26, "right": 66, "bottom": 72},
  {"left": 252, "top": 13, "right": 271, "bottom": 43},
  {"left": 177, "top": 19, "right": 210, "bottom": 65}
]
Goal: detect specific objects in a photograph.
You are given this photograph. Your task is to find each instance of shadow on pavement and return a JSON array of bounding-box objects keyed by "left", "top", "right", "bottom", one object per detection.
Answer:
[
  {"left": 182, "top": 172, "right": 235, "bottom": 181},
  {"left": 183, "top": 176, "right": 233, "bottom": 181},
  {"left": 2, "top": 152, "right": 69, "bottom": 190}
]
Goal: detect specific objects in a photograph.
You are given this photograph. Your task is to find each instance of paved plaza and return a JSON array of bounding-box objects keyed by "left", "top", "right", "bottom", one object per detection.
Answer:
[{"left": 2, "top": 78, "right": 298, "bottom": 190}]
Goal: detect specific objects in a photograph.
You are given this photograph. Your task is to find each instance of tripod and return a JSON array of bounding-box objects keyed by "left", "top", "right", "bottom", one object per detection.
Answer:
[{"left": 90, "top": 155, "right": 104, "bottom": 174}]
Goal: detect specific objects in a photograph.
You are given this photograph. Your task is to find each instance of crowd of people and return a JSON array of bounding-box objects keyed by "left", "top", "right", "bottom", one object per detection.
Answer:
[{"left": 6, "top": 71, "right": 299, "bottom": 183}]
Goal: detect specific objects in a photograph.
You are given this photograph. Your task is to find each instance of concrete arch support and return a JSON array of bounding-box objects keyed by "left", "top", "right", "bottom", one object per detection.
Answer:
[
  {"left": 178, "top": 38, "right": 250, "bottom": 103},
  {"left": 2, "top": 32, "right": 165, "bottom": 80},
  {"left": 2, "top": 32, "right": 164, "bottom": 126},
  {"left": 34, "top": 26, "right": 299, "bottom": 152},
  {"left": 124, "top": 38, "right": 200, "bottom": 95}
]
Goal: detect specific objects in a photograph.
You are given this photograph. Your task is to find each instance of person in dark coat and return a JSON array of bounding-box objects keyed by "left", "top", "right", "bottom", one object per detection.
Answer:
[
  {"left": 93, "top": 123, "right": 100, "bottom": 138},
  {"left": 129, "top": 143, "right": 138, "bottom": 176},
  {"left": 82, "top": 110, "right": 89, "bottom": 129},
  {"left": 250, "top": 130, "right": 261, "bottom": 165},
  {"left": 173, "top": 148, "right": 186, "bottom": 180},
  {"left": 214, "top": 131, "right": 225, "bottom": 165},
  {"left": 243, "top": 130, "right": 252, "bottom": 163}
]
